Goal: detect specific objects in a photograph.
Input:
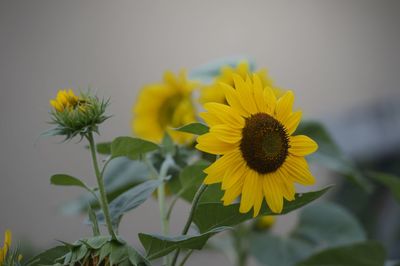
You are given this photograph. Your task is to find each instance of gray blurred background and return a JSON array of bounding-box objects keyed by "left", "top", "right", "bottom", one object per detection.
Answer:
[{"left": 1, "top": 0, "right": 400, "bottom": 265}]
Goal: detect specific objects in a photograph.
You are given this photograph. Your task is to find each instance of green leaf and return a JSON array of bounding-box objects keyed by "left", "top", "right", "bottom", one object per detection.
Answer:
[
  {"left": 126, "top": 246, "right": 151, "bottom": 266},
  {"left": 296, "top": 241, "right": 386, "bottom": 266},
  {"left": 297, "top": 121, "right": 371, "bottom": 191},
  {"left": 368, "top": 171, "right": 400, "bottom": 203},
  {"left": 178, "top": 160, "right": 209, "bottom": 202},
  {"left": 250, "top": 235, "right": 313, "bottom": 266},
  {"left": 175, "top": 123, "right": 209, "bottom": 135},
  {"left": 111, "top": 136, "right": 159, "bottom": 160},
  {"left": 25, "top": 246, "right": 69, "bottom": 266},
  {"left": 193, "top": 187, "right": 331, "bottom": 233},
  {"left": 110, "top": 242, "right": 128, "bottom": 265},
  {"left": 61, "top": 158, "right": 149, "bottom": 214},
  {"left": 50, "top": 174, "right": 89, "bottom": 190},
  {"left": 139, "top": 227, "right": 230, "bottom": 260},
  {"left": 249, "top": 202, "right": 367, "bottom": 266},
  {"left": 97, "top": 180, "right": 161, "bottom": 226},
  {"left": 96, "top": 142, "right": 112, "bottom": 155}
]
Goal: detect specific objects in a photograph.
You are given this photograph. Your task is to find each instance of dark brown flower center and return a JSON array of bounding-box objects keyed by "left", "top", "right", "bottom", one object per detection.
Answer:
[{"left": 240, "top": 113, "right": 289, "bottom": 174}]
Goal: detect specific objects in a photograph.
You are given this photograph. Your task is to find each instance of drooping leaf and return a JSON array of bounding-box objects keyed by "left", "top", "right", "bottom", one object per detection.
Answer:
[
  {"left": 175, "top": 123, "right": 209, "bottom": 136},
  {"left": 97, "top": 180, "right": 161, "bottom": 226},
  {"left": 51, "top": 174, "right": 89, "bottom": 190},
  {"left": 249, "top": 202, "right": 367, "bottom": 266},
  {"left": 25, "top": 246, "right": 69, "bottom": 266},
  {"left": 297, "top": 121, "right": 371, "bottom": 191},
  {"left": 368, "top": 171, "right": 400, "bottom": 203},
  {"left": 111, "top": 136, "right": 159, "bottom": 160},
  {"left": 296, "top": 241, "right": 386, "bottom": 266},
  {"left": 139, "top": 227, "right": 230, "bottom": 260},
  {"left": 194, "top": 187, "right": 331, "bottom": 233}
]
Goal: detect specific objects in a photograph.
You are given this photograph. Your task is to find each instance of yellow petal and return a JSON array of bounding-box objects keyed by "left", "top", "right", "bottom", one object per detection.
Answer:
[
  {"left": 239, "top": 171, "right": 258, "bottom": 214},
  {"left": 199, "top": 112, "right": 223, "bottom": 127},
  {"left": 210, "top": 124, "right": 242, "bottom": 144},
  {"left": 276, "top": 168, "right": 296, "bottom": 201},
  {"left": 222, "top": 178, "right": 244, "bottom": 205},
  {"left": 4, "top": 230, "right": 11, "bottom": 247},
  {"left": 252, "top": 74, "right": 267, "bottom": 113},
  {"left": 276, "top": 91, "right": 294, "bottom": 122},
  {"left": 263, "top": 86, "right": 277, "bottom": 114},
  {"left": 196, "top": 133, "right": 237, "bottom": 155},
  {"left": 253, "top": 176, "right": 264, "bottom": 217},
  {"left": 233, "top": 75, "right": 258, "bottom": 114},
  {"left": 284, "top": 111, "right": 302, "bottom": 135},
  {"left": 220, "top": 83, "right": 248, "bottom": 116},
  {"left": 204, "top": 103, "right": 245, "bottom": 128},
  {"left": 289, "top": 135, "right": 318, "bottom": 156},
  {"left": 263, "top": 174, "right": 284, "bottom": 213},
  {"left": 203, "top": 150, "right": 241, "bottom": 184},
  {"left": 284, "top": 155, "right": 316, "bottom": 185},
  {"left": 222, "top": 161, "right": 246, "bottom": 190}
]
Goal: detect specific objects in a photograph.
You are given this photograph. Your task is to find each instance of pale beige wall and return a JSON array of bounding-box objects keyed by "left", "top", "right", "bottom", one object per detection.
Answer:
[{"left": 1, "top": 1, "right": 399, "bottom": 265}]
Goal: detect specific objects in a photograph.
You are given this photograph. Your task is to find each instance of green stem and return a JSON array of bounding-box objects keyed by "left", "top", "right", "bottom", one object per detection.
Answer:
[
  {"left": 86, "top": 131, "right": 117, "bottom": 239},
  {"left": 233, "top": 224, "right": 249, "bottom": 266},
  {"left": 171, "top": 184, "right": 208, "bottom": 266},
  {"left": 145, "top": 155, "right": 174, "bottom": 265},
  {"left": 178, "top": 250, "right": 194, "bottom": 266}
]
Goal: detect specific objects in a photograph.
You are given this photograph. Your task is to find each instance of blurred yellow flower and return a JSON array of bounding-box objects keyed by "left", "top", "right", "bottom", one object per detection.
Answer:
[
  {"left": 254, "top": 216, "right": 276, "bottom": 230},
  {"left": 50, "top": 89, "right": 80, "bottom": 112},
  {"left": 196, "top": 74, "right": 318, "bottom": 216},
  {"left": 0, "top": 230, "right": 12, "bottom": 265},
  {"left": 133, "top": 70, "right": 197, "bottom": 144},
  {"left": 199, "top": 61, "right": 282, "bottom": 104}
]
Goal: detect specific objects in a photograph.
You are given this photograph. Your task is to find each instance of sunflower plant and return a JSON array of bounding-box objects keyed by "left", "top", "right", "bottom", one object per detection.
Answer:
[{"left": 23, "top": 59, "right": 395, "bottom": 266}]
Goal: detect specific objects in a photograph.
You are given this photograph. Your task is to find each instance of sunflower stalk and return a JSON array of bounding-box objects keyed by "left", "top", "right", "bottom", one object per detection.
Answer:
[
  {"left": 232, "top": 224, "right": 250, "bottom": 266},
  {"left": 171, "top": 183, "right": 208, "bottom": 266},
  {"left": 86, "top": 131, "right": 117, "bottom": 240}
]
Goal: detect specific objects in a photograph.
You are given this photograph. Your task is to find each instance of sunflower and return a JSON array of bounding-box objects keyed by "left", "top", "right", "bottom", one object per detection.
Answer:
[
  {"left": 199, "top": 61, "right": 282, "bottom": 104},
  {"left": 196, "top": 74, "right": 318, "bottom": 216},
  {"left": 133, "top": 70, "right": 197, "bottom": 144}
]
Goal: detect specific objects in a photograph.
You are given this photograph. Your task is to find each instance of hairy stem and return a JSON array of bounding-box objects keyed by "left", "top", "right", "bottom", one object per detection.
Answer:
[{"left": 86, "top": 131, "right": 117, "bottom": 239}]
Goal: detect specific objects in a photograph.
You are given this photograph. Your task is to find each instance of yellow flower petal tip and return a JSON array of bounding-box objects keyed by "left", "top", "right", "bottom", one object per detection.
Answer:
[
  {"left": 199, "top": 61, "right": 282, "bottom": 105},
  {"left": 196, "top": 73, "right": 318, "bottom": 215}
]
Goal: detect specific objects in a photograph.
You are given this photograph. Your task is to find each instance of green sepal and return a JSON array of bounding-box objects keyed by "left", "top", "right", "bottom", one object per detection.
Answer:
[{"left": 41, "top": 237, "right": 150, "bottom": 266}]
